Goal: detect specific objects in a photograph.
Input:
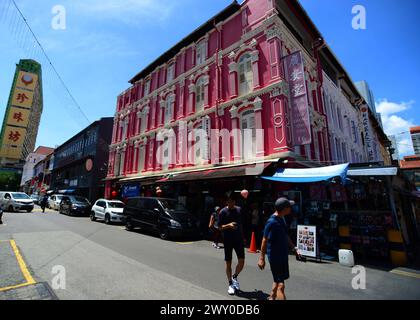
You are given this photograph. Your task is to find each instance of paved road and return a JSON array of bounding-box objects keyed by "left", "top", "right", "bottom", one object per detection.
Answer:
[{"left": 1, "top": 207, "right": 420, "bottom": 300}]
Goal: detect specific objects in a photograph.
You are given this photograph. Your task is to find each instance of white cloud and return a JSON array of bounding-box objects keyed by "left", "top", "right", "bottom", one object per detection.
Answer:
[
  {"left": 376, "top": 99, "right": 414, "bottom": 115},
  {"left": 377, "top": 99, "right": 416, "bottom": 157}
]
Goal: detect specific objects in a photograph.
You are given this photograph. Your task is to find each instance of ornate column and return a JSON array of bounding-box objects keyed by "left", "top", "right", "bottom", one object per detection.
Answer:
[{"left": 230, "top": 106, "right": 241, "bottom": 162}]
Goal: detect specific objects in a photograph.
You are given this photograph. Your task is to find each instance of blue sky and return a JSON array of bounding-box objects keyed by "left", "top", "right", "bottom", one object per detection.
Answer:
[{"left": 0, "top": 0, "right": 419, "bottom": 157}]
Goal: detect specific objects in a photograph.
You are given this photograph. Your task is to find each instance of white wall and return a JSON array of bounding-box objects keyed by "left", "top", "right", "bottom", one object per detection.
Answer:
[{"left": 322, "top": 72, "right": 367, "bottom": 164}]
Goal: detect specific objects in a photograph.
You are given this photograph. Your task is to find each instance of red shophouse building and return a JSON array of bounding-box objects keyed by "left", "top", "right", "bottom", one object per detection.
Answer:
[{"left": 105, "top": 0, "right": 391, "bottom": 232}]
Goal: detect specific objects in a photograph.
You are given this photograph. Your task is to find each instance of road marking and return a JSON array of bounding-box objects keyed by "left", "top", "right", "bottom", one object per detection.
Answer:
[
  {"left": 0, "top": 240, "right": 37, "bottom": 292},
  {"left": 390, "top": 269, "right": 420, "bottom": 280},
  {"left": 176, "top": 242, "right": 194, "bottom": 245}
]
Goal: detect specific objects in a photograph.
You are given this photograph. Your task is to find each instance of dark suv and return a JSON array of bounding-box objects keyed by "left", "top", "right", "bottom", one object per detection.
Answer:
[
  {"left": 59, "top": 195, "right": 92, "bottom": 216},
  {"left": 122, "top": 197, "right": 199, "bottom": 240}
]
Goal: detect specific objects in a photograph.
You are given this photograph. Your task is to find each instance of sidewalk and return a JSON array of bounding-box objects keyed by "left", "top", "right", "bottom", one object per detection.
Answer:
[{"left": 0, "top": 240, "right": 57, "bottom": 300}]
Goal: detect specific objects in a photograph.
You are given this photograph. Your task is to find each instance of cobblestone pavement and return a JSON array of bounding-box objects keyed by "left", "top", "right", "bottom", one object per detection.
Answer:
[{"left": 0, "top": 282, "right": 58, "bottom": 300}]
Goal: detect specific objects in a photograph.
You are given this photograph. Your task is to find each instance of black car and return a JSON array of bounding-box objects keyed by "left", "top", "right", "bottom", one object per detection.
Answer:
[
  {"left": 59, "top": 195, "right": 92, "bottom": 216},
  {"left": 122, "top": 197, "right": 200, "bottom": 240}
]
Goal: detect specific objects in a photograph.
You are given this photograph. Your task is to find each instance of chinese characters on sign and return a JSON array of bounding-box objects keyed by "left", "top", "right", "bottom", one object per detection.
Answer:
[
  {"left": 12, "top": 88, "right": 34, "bottom": 109},
  {"left": 2, "top": 126, "right": 26, "bottom": 147},
  {"left": 0, "top": 71, "right": 37, "bottom": 159},
  {"left": 284, "top": 51, "right": 312, "bottom": 146},
  {"left": 361, "top": 107, "right": 375, "bottom": 162}
]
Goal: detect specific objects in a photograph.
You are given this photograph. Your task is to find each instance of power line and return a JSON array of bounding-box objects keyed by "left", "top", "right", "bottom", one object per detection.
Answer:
[{"left": 9, "top": 0, "right": 91, "bottom": 125}]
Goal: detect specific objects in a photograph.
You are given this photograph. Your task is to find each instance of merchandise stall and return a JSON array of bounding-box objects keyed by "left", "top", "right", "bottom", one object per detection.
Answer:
[{"left": 263, "top": 164, "right": 406, "bottom": 264}]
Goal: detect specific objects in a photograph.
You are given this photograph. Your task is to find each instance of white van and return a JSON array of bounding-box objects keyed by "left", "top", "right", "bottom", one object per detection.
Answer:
[{"left": 0, "top": 192, "right": 34, "bottom": 212}]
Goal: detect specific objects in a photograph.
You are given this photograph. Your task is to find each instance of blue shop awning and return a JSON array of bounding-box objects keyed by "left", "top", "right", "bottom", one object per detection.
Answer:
[
  {"left": 347, "top": 167, "right": 398, "bottom": 176},
  {"left": 262, "top": 163, "right": 349, "bottom": 183}
]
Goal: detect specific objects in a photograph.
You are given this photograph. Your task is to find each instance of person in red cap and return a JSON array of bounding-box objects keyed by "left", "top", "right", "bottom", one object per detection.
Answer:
[{"left": 258, "top": 197, "right": 300, "bottom": 300}]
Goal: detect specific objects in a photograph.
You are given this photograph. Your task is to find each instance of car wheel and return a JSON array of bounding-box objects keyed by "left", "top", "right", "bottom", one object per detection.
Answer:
[
  {"left": 159, "top": 225, "right": 170, "bottom": 240},
  {"left": 90, "top": 212, "right": 96, "bottom": 221},
  {"left": 105, "top": 214, "right": 111, "bottom": 225},
  {"left": 27, "top": 209, "right": 32, "bottom": 213},
  {"left": 125, "top": 218, "right": 134, "bottom": 231},
  {"left": 8, "top": 206, "right": 14, "bottom": 213}
]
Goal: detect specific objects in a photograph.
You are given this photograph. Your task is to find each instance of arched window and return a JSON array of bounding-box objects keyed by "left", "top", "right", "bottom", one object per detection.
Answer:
[
  {"left": 195, "top": 77, "right": 206, "bottom": 112},
  {"left": 238, "top": 53, "right": 253, "bottom": 96},
  {"left": 196, "top": 40, "right": 207, "bottom": 65},
  {"left": 164, "top": 95, "right": 174, "bottom": 125},
  {"left": 241, "top": 110, "right": 256, "bottom": 160}
]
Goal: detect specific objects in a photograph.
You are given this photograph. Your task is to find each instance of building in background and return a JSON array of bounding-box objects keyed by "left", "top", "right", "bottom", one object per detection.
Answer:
[
  {"left": 20, "top": 146, "right": 54, "bottom": 194},
  {"left": 388, "top": 135, "right": 400, "bottom": 161},
  {"left": 355, "top": 80, "right": 382, "bottom": 128},
  {"left": 410, "top": 126, "right": 420, "bottom": 156},
  {"left": 50, "top": 118, "right": 113, "bottom": 202},
  {"left": 29, "top": 151, "right": 55, "bottom": 196}
]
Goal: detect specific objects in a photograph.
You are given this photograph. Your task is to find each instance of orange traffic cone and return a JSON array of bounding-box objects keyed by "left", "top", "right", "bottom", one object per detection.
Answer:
[{"left": 248, "top": 232, "right": 258, "bottom": 253}]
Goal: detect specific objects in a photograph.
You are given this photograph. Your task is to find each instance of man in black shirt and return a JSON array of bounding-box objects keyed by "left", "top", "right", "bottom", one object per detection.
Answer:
[{"left": 219, "top": 197, "right": 245, "bottom": 295}]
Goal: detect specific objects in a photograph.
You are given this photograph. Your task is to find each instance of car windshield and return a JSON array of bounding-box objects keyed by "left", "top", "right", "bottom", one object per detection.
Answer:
[
  {"left": 56, "top": 195, "right": 63, "bottom": 200},
  {"left": 159, "top": 199, "right": 186, "bottom": 212},
  {"left": 12, "top": 193, "right": 30, "bottom": 200},
  {"left": 70, "top": 196, "right": 89, "bottom": 203},
  {"left": 108, "top": 202, "right": 124, "bottom": 208}
]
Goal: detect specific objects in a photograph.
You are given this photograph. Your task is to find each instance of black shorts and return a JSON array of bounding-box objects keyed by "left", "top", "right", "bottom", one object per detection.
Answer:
[
  {"left": 269, "top": 261, "right": 290, "bottom": 283},
  {"left": 224, "top": 239, "right": 245, "bottom": 262}
]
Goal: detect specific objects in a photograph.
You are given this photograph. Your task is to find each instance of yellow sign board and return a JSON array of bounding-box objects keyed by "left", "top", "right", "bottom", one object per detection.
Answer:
[
  {"left": 0, "top": 145, "right": 24, "bottom": 159},
  {"left": 2, "top": 126, "right": 27, "bottom": 148},
  {"left": 16, "top": 71, "right": 38, "bottom": 91},
  {"left": 7, "top": 107, "right": 31, "bottom": 127},
  {"left": 11, "top": 88, "right": 34, "bottom": 109}
]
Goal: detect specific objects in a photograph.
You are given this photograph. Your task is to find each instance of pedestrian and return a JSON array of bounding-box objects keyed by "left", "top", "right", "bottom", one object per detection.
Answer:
[
  {"left": 219, "top": 196, "right": 245, "bottom": 295},
  {"left": 40, "top": 195, "right": 48, "bottom": 213},
  {"left": 208, "top": 206, "right": 222, "bottom": 249},
  {"left": 258, "top": 197, "right": 300, "bottom": 300},
  {"left": 0, "top": 208, "right": 3, "bottom": 224}
]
